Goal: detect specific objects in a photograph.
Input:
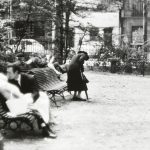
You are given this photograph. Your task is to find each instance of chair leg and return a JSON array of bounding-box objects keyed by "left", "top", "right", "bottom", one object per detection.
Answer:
[
  {"left": 51, "top": 95, "right": 59, "bottom": 107},
  {"left": 85, "top": 91, "right": 88, "bottom": 100},
  {"left": 60, "top": 93, "right": 65, "bottom": 100},
  {"left": 2, "top": 119, "right": 7, "bottom": 129}
]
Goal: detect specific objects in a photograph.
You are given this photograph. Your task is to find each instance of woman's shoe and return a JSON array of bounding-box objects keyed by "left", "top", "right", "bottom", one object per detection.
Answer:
[
  {"left": 71, "top": 97, "right": 78, "bottom": 101},
  {"left": 48, "top": 132, "right": 57, "bottom": 139},
  {"left": 77, "top": 97, "right": 86, "bottom": 101},
  {"left": 42, "top": 127, "right": 57, "bottom": 138},
  {"left": 72, "top": 97, "right": 86, "bottom": 101}
]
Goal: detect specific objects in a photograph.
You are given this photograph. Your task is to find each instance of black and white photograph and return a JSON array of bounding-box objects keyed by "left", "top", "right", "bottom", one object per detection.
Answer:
[{"left": 0, "top": 0, "right": 150, "bottom": 150}]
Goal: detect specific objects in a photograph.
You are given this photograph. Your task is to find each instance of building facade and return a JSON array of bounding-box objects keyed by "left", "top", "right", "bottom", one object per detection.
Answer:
[
  {"left": 120, "top": 0, "right": 150, "bottom": 61},
  {"left": 120, "top": 0, "right": 146, "bottom": 46},
  {"left": 71, "top": 11, "right": 120, "bottom": 56}
]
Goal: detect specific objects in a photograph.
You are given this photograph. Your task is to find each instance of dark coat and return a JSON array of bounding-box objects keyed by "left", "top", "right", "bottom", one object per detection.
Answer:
[
  {"left": 67, "top": 54, "right": 87, "bottom": 91},
  {"left": 8, "top": 73, "right": 39, "bottom": 101}
]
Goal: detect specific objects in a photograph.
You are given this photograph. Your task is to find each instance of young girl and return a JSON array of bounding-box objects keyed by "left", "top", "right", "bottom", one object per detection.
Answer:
[{"left": 0, "top": 73, "right": 50, "bottom": 124}]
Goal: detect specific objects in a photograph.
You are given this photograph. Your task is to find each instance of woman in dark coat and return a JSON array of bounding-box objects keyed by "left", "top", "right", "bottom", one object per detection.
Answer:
[{"left": 67, "top": 51, "right": 89, "bottom": 100}]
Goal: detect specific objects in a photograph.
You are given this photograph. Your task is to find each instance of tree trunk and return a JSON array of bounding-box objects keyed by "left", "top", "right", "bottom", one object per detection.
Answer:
[
  {"left": 55, "top": 0, "right": 64, "bottom": 64},
  {"left": 64, "top": 2, "right": 70, "bottom": 63}
]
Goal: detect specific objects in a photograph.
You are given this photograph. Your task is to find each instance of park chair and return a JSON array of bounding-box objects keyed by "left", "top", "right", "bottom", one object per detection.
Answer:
[{"left": 29, "top": 67, "right": 68, "bottom": 106}]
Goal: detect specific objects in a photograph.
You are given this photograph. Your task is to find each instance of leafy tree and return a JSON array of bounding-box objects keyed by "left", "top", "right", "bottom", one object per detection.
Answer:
[
  {"left": 0, "top": 0, "right": 124, "bottom": 63},
  {"left": 8, "top": 0, "right": 55, "bottom": 52}
]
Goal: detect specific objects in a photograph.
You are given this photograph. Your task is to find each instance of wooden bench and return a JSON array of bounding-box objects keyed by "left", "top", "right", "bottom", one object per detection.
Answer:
[{"left": 29, "top": 67, "right": 68, "bottom": 106}]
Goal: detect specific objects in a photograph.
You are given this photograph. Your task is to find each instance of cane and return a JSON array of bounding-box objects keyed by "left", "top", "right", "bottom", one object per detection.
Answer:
[{"left": 85, "top": 90, "right": 88, "bottom": 100}]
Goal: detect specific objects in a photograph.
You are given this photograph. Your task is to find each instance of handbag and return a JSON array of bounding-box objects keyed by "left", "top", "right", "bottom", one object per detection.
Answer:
[{"left": 82, "top": 73, "right": 89, "bottom": 83}]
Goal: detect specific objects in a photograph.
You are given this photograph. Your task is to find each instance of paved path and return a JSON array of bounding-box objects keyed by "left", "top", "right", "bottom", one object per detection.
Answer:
[{"left": 4, "top": 72, "right": 150, "bottom": 150}]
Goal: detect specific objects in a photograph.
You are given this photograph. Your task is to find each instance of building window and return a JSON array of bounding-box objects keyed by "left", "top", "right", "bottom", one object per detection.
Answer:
[
  {"left": 34, "top": 21, "right": 45, "bottom": 37},
  {"left": 132, "top": 0, "right": 143, "bottom": 16},
  {"left": 89, "top": 27, "right": 99, "bottom": 41},
  {"left": 124, "top": 0, "right": 130, "bottom": 9},
  {"left": 14, "top": 21, "right": 45, "bottom": 38},
  {"left": 14, "top": 21, "right": 27, "bottom": 38},
  {"left": 132, "top": 26, "right": 143, "bottom": 44},
  {"left": 26, "top": 21, "right": 34, "bottom": 38},
  {"left": 103, "top": 27, "right": 113, "bottom": 47}
]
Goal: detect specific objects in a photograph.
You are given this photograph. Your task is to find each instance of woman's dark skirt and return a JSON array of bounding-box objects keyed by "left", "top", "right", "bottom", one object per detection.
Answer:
[{"left": 67, "top": 68, "right": 87, "bottom": 91}]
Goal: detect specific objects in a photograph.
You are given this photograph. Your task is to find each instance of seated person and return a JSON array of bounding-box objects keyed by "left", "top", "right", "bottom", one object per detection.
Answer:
[
  {"left": 4, "top": 64, "right": 56, "bottom": 138},
  {"left": 47, "top": 54, "right": 61, "bottom": 75},
  {"left": 48, "top": 61, "right": 62, "bottom": 75},
  {"left": 25, "top": 53, "right": 47, "bottom": 68},
  {"left": 47, "top": 52, "right": 68, "bottom": 75},
  {"left": 53, "top": 62, "right": 68, "bottom": 74}
]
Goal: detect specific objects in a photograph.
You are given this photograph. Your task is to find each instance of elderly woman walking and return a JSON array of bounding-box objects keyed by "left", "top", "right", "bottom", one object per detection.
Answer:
[{"left": 67, "top": 51, "right": 89, "bottom": 101}]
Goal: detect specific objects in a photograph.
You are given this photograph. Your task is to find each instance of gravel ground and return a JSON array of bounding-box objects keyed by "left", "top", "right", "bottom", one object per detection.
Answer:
[{"left": 3, "top": 71, "right": 150, "bottom": 150}]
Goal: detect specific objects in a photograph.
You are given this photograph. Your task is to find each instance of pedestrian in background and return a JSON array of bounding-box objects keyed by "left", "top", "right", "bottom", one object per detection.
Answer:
[{"left": 67, "top": 51, "right": 89, "bottom": 101}]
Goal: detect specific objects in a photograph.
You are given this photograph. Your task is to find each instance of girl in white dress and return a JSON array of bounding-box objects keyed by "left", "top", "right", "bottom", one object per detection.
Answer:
[{"left": 0, "top": 73, "right": 50, "bottom": 124}]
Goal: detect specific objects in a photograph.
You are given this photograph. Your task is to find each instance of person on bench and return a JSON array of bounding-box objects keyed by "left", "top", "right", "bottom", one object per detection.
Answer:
[{"left": 6, "top": 64, "right": 57, "bottom": 138}]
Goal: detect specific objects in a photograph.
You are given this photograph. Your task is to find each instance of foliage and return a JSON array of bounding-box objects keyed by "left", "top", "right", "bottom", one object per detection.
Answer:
[
  {"left": 0, "top": 0, "right": 124, "bottom": 63},
  {"left": 0, "top": 20, "right": 14, "bottom": 53},
  {"left": 0, "top": 51, "right": 15, "bottom": 62}
]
